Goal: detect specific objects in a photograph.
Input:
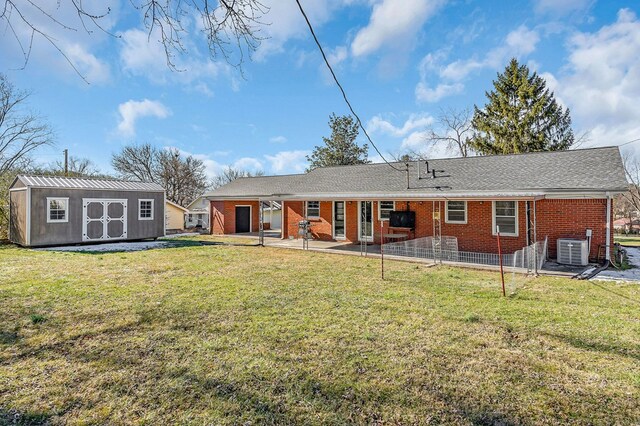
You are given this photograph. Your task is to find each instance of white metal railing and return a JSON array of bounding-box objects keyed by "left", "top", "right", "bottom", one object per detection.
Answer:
[
  {"left": 382, "top": 235, "right": 548, "bottom": 270},
  {"left": 382, "top": 236, "right": 512, "bottom": 266}
]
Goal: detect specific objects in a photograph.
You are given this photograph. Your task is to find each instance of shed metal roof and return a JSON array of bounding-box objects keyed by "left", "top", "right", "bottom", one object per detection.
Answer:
[
  {"left": 12, "top": 175, "right": 165, "bottom": 192},
  {"left": 204, "top": 146, "right": 628, "bottom": 199}
]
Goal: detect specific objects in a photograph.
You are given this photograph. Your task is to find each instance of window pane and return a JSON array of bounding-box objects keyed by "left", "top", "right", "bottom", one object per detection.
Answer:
[
  {"left": 307, "top": 201, "right": 320, "bottom": 217},
  {"left": 447, "top": 201, "right": 465, "bottom": 211},
  {"left": 496, "top": 216, "right": 516, "bottom": 234},
  {"left": 379, "top": 201, "right": 394, "bottom": 219},
  {"left": 448, "top": 210, "right": 465, "bottom": 222},
  {"left": 495, "top": 201, "right": 515, "bottom": 216}
]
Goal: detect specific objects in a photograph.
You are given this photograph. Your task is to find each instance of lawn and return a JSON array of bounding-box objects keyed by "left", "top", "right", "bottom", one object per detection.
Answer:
[
  {"left": 615, "top": 234, "right": 640, "bottom": 247},
  {"left": 0, "top": 242, "right": 639, "bottom": 425}
]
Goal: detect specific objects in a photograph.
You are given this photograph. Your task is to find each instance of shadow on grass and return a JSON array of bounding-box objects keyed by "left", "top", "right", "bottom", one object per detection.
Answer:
[
  {"left": 541, "top": 331, "right": 640, "bottom": 361},
  {"left": 0, "top": 408, "right": 52, "bottom": 425}
]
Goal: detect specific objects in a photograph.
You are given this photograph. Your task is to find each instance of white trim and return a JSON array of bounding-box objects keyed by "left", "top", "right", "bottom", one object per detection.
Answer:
[
  {"left": 163, "top": 193, "right": 167, "bottom": 236},
  {"left": 378, "top": 200, "right": 395, "bottom": 221},
  {"left": 358, "top": 201, "right": 374, "bottom": 242},
  {"left": 235, "top": 204, "right": 252, "bottom": 233},
  {"left": 9, "top": 187, "right": 27, "bottom": 192},
  {"left": 46, "top": 197, "right": 69, "bottom": 223},
  {"left": 606, "top": 195, "right": 611, "bottom": 261},
  {"left": 305, "top": 200, "right": 320, "bottom": 219},
  {"left": 26, "top": 187, "right": 31, "bottom": 246},
  {"left": 332, "top": 200, "right": 346, "bottom": 240},
  {"left": 492, "top": 200, "right": 519, "bottom": 237},
  {"left": 445, "top": 200, "right": 467, "bottom": 224},
  {"left": 138, "top": 199, "right": 154, "bottom": 220}
]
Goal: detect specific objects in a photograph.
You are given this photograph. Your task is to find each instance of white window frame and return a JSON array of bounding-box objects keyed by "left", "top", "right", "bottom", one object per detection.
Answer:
[
  {"left": 378, "top": 200, "right": 395, "bottom": 221},
  {"left": 445, "top": 200, "right": 467, "bottom": 224},
  {"left": 332, "top": 200, "right": 346, "bottom": 240},
  {"left": 46, "top": 197, "right": 69, "bottom": 223},
  {"left": 138, "top": 199, "right": 154, "bottom": 220},
  {"left": 306, "top": 201, "right": 320, "bottom": 219},
  {"left": 492, "top": 200, "right": 518, "bottom": 237}
]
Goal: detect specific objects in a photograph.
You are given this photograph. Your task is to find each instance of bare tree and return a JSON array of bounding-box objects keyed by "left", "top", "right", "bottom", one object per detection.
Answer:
[
  {"left": 0, "top": 74, "right": 53, "bottom": 176},
  {"left": 112, "top": 144, "right": 208, "bottom": 206},
  {"left": 424, "top": 108, "right": 475, "bottom": 158},
  {"left": 111, "top": 144, "right": 159, "bottom": 182},
  {"left": 1, "top": 0, "right": 269, "bottom": 81},
  {"left": 620, "top": 153, "right": 640, "bottom": 229},
  {"left": 210, "top": 166, "right": 265, "bottom": 189},
  {"left": 0, "top": 73, "right": 53, "bottom": 239},
  {"left": 158, "top": 148, "right": 208, "bottom": 206},
  {"left": 49, "top": 156, "right": 102, "bottom": 177}
]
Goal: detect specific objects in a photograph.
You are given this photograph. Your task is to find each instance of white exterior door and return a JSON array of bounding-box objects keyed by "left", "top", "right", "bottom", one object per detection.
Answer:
[
  {"left": 358, "top": 201, "right": 373, "bottom": 242},
  {"left": 82, "top": 199, "right": 128, "bottom": 242}
]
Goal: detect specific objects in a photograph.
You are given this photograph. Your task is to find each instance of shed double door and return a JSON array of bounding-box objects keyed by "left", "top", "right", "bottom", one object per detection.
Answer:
[{"left": 82, "top": 199, "right": 128, "bottom": 242}]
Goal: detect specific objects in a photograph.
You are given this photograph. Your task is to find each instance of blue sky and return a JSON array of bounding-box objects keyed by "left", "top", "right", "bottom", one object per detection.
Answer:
[{"left": 1, "top": 0, "right": 639, "bottom": 178}]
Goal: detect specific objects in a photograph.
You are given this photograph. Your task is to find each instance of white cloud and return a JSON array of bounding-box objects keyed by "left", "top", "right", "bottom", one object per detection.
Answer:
[
  {"left": 269, "top": 136, "right": 288, "bottom": 144},
  {"left": 265, "top": 150, "right": 310, "bottom": 173},
  {"left": 254, "top": 0, "right": 346, "bottom": 60},
  {"left": 233, "top": 157, "right": 264, "bottom": 171},
  {"left": 415, "top": 25, "right": 540, "bottom": 102},
  {"left": 351, "top": 0, "right": 445, "bottom": 57},
  {"left": 119, "top": 27, "right": 223, "bottom": 87},
  {"left": 0, "top": 0, "right": 116, "bottom": 84},
  {"left": 547, "top": 9, "right": 640, "bottom": 146},
  {"left": 117, "top": 99, "right": 171, "bottom": 137},
  {"left": 415, "top": 82, "right": 464, "bottom": 102},
  {"left": 368, "top": 113, "right": 434, "bottom": 137},
  {"left": 400, "top": 130, "right": 430, "bottom": 150}
]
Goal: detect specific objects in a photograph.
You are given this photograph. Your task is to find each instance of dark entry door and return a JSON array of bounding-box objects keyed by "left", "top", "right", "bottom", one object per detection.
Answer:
[{"left": 235, "top": 206, "right": 251, "bottom": 233}]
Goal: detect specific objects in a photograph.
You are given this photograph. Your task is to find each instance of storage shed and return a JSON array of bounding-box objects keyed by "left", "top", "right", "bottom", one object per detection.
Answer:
[{"left": 9, "top": 175, "right": 166, "bottom": 247}]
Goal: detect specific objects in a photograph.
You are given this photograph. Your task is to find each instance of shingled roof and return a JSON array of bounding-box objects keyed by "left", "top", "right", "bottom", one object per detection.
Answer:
[
  {"left": 11, "top": 175, "right": 165, "bottom": 192},
  {"left": 205, "top": 146, "right": 628, "bottom": 200}
]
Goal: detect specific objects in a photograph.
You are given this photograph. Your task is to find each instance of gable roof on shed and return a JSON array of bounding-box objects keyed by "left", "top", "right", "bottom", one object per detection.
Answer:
[
  {"left": 205, "top": 146, "right": 628, "bottom": 200},
  {"left": 11, "top": 175, "right": 165, "bottom": 192}
]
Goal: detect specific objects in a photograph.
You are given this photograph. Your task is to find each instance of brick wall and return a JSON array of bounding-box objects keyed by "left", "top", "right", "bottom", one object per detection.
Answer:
[
  {"left": 535, "top": 198, "right": 610, "bottom": 261},
  {"left": 210, "top": 200, "right": 260, "bottom": 234},
  {"left": 214, "top": 197, "right": 611, "bottom": 260}
]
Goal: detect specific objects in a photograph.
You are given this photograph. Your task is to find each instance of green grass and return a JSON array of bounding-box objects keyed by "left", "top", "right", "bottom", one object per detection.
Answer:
[
  {"left": 615, "top": 234, "right": 640, "bottom": 247},
  {"left": 0, "top": 243, "right": 639, "bottom": 425}
]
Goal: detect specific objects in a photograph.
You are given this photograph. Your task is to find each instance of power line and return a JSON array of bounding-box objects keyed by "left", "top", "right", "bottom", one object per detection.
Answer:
[
  {"left": 619, "top": 137, "right": 640, "bottom": 147},
  {"left": 294, "top": 0, "right": 406, "bottom": 173}
]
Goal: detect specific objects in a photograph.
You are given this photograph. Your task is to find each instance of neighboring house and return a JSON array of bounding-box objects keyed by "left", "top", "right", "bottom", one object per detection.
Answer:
[
  {"left": 9, "top": 175, "right": 165, "bottom": 247},
  {"left": 165, "top": 200, "right": 188, "bottom": 232},
  {"left": 185, "top": 196, "right": 210, "bottom": 229},
  {"left": 613, "top": 218, "right": 640, "bottom": 233},
  {"left": 204, "top": 147, "right": 628, "bottom": 261}
]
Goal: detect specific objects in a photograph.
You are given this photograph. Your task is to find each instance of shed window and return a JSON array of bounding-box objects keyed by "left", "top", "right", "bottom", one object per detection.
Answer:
[
  {"left": 493, "top": 201, "right": 518, "bottom": 236},
  {"left": 306, "top": 201, "right": 320, "bottom": 218},
  {"left": 379, "top": 201, "right": 395, "bottom": 220},
  {"left": 445, "top": 201, "right": 467, "bottom": 224},
  {"left": 139, "top": 199, "right": 154, "bottom": 220},
  {"left": 47, "top": 198, "right": 68, "bottom": 223}
]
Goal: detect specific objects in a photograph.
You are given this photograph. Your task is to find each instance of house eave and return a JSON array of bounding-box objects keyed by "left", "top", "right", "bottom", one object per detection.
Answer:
[{"left": 206, "top": 189, "right": 622, "bottom": 202}]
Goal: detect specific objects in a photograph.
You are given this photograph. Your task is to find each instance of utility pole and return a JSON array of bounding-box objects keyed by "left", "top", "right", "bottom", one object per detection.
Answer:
[{"left": 63, "top": 149, "right": 68, "bottom": 177}]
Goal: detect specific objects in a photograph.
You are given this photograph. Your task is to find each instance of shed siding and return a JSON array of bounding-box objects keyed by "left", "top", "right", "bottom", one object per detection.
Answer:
[
  {"left": 165, "top": 203, "right": 185, "bottom": 230},
  {"left": 29, "top": 188, "right": 165, "bottom": 246},
  {"left": 9, "top": 190, "right": 27, "bottom": 246}
]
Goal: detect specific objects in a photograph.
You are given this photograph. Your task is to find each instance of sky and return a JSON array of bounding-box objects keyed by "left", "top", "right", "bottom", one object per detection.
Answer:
[{"left": 1, "top": 0, "right": 639, "bottom": 179}]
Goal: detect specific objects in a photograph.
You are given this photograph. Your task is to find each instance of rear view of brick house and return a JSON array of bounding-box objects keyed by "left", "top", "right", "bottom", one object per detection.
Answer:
[{"left": 204, "top": 147, "right": 627, "bottom": 262}]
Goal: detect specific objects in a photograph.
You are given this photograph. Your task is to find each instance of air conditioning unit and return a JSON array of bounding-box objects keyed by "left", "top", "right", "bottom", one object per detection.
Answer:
[{"left": 557, "top": 239, "right": 589, "bottom": 266}]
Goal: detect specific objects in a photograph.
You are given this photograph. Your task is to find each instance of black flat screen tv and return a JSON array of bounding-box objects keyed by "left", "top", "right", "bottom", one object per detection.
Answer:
[{"left": 389, "top": 211, "right": 415, "bottom": 229}]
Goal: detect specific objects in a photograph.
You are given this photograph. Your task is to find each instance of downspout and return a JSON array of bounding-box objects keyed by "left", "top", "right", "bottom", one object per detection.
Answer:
[{"left": 606, "top": 194, "right": 612, "bottom": 262}]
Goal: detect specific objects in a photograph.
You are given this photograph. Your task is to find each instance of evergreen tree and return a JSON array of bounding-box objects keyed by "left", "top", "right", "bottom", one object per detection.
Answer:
[
  {"left": 471, "top": 58, "right": 574, "bottom": 155},
  {"left": 307, "top": 114, "right": 370, "bottom": 171}
]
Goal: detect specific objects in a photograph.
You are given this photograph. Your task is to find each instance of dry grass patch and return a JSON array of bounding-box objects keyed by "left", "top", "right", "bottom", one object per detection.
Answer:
[{"left": 0, "top": 243, "right": 639, "bottom": 424}]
